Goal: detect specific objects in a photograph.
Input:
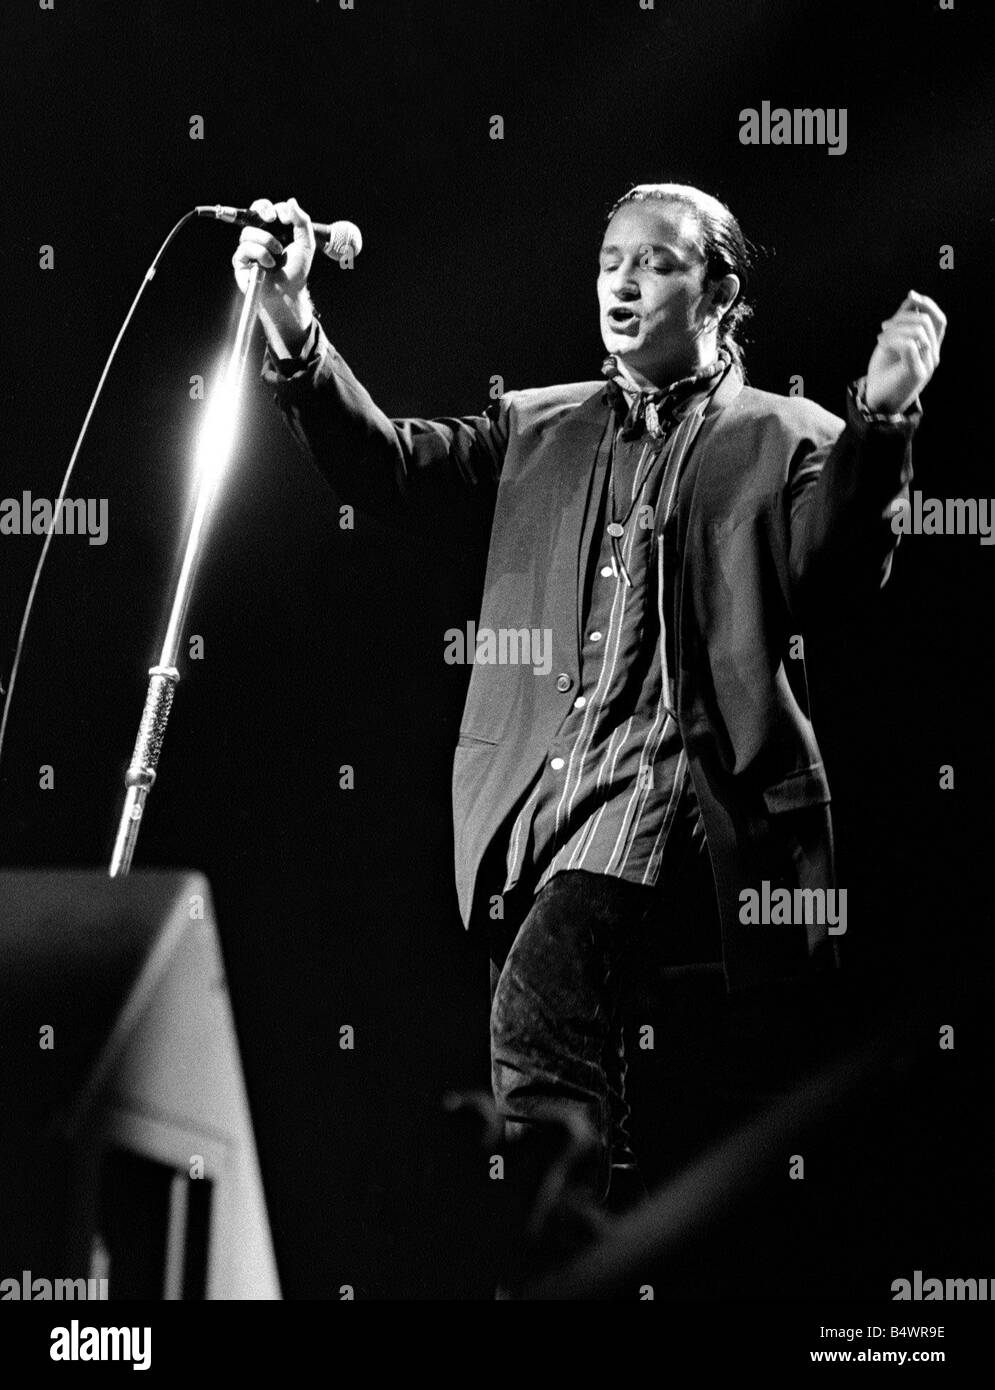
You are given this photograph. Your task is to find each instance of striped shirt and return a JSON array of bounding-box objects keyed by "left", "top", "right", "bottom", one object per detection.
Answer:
[{"left": 502, "top": 359, "right": 728, "bottom": 897}]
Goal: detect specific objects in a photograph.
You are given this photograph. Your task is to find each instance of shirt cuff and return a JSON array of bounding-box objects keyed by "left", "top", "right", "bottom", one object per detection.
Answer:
[
  {"left": 846, "top": 377, "right": 921, "bottom": 434},
  {"left": 267, "top": 317, "right": 321, "bottom": 378}
]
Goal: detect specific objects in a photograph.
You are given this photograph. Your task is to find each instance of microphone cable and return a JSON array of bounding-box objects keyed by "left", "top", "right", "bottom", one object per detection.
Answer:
[{"left": 0, "top": 208, "right": 201, "bottom": 797}]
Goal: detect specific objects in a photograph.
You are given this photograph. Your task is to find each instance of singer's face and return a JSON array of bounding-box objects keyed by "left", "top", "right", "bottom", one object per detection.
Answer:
[{"left": 597, "top": 200, "right": 715, "bottom": 387}]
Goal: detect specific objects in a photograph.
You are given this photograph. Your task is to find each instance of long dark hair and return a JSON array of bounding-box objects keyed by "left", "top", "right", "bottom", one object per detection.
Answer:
[{"left": 606, "top": 183, "right": 755, "bottom": 375}]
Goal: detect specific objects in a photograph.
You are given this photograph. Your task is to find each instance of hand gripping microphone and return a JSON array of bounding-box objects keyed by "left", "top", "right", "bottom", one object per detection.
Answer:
[{"left": 197, "top": 205, "right": 363, "bottom": 266}]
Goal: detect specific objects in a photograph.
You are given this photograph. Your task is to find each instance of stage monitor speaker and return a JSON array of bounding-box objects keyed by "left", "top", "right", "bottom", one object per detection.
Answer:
[{"left": 0, "top": 870, "right": 280, "bottom": 1300}]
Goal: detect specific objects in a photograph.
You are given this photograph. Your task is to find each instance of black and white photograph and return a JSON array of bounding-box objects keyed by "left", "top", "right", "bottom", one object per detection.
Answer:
[{"left": 1, "top": 0, "right": 992, "bottom": 1359}]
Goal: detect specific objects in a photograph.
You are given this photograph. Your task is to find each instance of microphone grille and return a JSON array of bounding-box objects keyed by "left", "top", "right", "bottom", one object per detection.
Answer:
[{"left": 321, "top": 220, "right": 363, "bottom": 260}]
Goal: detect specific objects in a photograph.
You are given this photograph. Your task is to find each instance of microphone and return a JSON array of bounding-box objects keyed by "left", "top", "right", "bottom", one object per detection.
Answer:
[{"left": 197, "top": 205, "right": 363, "bottom": 264}]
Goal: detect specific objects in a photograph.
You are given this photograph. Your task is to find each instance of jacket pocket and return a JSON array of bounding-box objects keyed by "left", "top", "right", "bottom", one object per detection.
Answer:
[
  {"left": 456, "top": 732, "right": 500, "bottom": 750},
  {"left": 761, "top": 762, "right": 831, "bottom": 815}
]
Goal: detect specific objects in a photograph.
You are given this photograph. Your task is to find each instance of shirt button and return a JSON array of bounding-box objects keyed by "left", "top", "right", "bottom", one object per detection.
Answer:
[
  {"left": 555, "top": 673, "right": 572, "bottom": 693},
  {"left": 573, "top": 695, "right": 587, "bottom": 710},
  {"left": 550, "top": 757, "right": 565, "bottom": 771},
  {"left": 589, "top": 630, "right": 603, "bottom": 643},
  {"left": 600, "top": 565, "right": 614, "bottom": 578}
]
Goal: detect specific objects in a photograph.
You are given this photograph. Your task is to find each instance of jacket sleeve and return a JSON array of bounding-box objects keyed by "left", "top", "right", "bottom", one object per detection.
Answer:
[
  {"left": 260, "top": 322, "right": 508, "bottom": 543},
  {"left": 787, "top": 378, "right": 919, "bottom": 621}
]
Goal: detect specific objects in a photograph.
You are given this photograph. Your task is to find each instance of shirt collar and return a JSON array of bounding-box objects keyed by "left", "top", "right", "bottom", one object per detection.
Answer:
[{"left": 602, "top": 350, "right": 731, "bottom": 439}]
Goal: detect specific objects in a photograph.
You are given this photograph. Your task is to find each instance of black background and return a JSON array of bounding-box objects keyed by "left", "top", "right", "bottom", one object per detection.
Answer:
[{"left": 3, "top": 0, "right": 993, "bottom": 1299}]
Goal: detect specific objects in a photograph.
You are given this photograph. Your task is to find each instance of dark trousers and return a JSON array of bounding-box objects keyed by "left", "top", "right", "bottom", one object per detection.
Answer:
[
  {"left": 489, "top": 870, "right": 655, "bottom": 1200},
  {"left": 487, "top": 799, "right": 845, "bottom": 1210},
  {"left": 488, "top": 782, "right": 718, "bottom": 1201}
]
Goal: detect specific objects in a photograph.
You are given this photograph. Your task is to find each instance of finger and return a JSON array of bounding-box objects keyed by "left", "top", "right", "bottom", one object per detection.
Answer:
[
  {"left": 876, "top": 327, "right": 934, "bottom": 371},
  {"left": 285, "top": 196, "right": 315, "bottom": 244},
  {"left": 877, "top": 325, "right": 933, "bottom": 357},
  {"left": 882, "top": 312, "right": 940, "bottom": 359},
  {"left": 238, "top": 225, "right": 284, "bottom": 258},
  {"left": 882, "top": 313, "right": 934, "bottom": 331},
  {"left": 285, "top": 196, "right": 313, "bottom": 231},
  {"left": 906, "top": 290, "right": 946, "bottom": 323},
  {"left": 249, "top": 198, "right": 278, "bottom": 222},
  {"left": 232, "top": 242, "right": 278, "bottom": 272},
  {"left": 274, "top": 200, "right": 294, "bottom": 225},
  {"left": 878, "top": 320, "right": 933, "bottom": 348},
  {"left": 894, "top": 291, "right": 947, "bottom": 340},
  {"left": 906, "top": 290, "right": 948, "bottom": 348}
]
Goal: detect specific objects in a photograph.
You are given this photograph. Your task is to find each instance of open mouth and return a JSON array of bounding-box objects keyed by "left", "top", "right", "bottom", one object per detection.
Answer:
[{"left": 607, "top": 306, "right": 639, "bottom": 332}]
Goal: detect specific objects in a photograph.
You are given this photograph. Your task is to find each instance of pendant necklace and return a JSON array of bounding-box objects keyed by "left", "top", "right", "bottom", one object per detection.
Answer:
[{"left": 606, "top": 425, "right": 661, "bottom": 588}]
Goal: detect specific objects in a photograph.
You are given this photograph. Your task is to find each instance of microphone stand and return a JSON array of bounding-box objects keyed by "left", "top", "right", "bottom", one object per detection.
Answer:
[{"left": 109, "top": 263, "right": 268, "bottom": 877}]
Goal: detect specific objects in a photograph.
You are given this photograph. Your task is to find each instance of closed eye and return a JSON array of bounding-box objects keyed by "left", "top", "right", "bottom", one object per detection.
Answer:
[
  {"left": 600, "top": 257, "right": 675, "bottom": 274},
  {"left": 639, "top": 254, "right": 675, "bottom": 273}
]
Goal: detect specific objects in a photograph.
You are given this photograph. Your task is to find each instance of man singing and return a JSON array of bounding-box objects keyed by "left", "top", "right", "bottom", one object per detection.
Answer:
[{"left": 233, "top": 185, "right": 944, "bottom": 1217}]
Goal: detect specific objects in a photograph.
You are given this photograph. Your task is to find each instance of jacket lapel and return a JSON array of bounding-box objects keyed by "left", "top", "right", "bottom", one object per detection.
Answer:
[
  {"left": 673, "top": 360, "right": 745, "bottom": 533},
  {"left": 532, "top": 384, "right": 614, "bottom": 673},
  {"left": 671, "top": 362, "right": 745, "bottom": 737}
]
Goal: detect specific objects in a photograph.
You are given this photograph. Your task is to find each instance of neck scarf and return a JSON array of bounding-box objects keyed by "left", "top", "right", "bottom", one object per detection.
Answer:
[{"left": 601, "top": 348, "right": 731, "bottom": 439}]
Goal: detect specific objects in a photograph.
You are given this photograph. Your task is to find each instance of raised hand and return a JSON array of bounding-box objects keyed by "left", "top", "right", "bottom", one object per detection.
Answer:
[
  {"left": 232, "top": 196, "right": 317, "bottom": 356},
  {"left": 865, "top": 290, "right": 946, "bottom": 414}
]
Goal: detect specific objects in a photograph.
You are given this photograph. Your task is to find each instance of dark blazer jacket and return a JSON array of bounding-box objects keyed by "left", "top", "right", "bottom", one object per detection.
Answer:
[{"left": 266, "top": 337, "right": 918, "bottom": 991}]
